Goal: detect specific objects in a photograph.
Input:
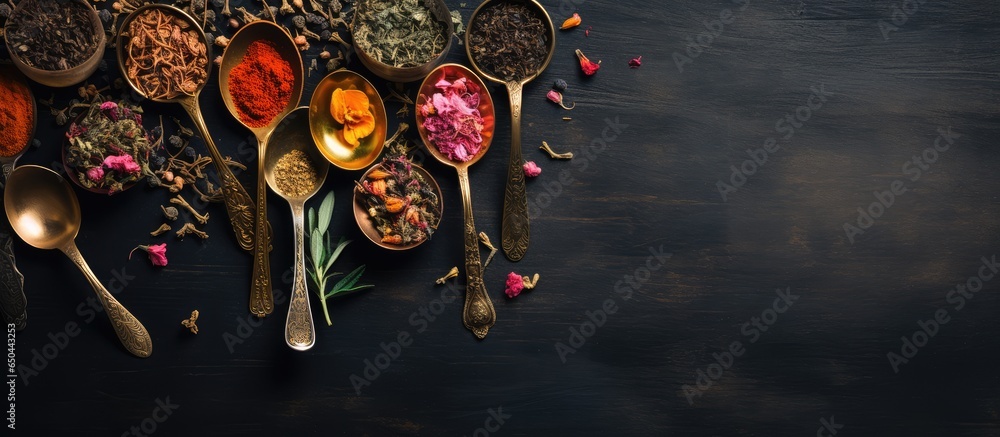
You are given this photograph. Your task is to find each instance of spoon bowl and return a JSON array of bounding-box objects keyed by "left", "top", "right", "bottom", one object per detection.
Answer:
[
  {"left": 220, "top": 20, "right": 305, "bottom": 317},
  {"left": 264, "top": 107, "right": 329, "bottom": 351},
  {"left": 466, "top": 0, "right": 556, "bottom": 262},
  {"left": 308, "top": 70, "right": 387, "bottom": 171},
  {"left": 4, "top": 165, "right": 152, "bottom": 357},
  {"left": 415, "top": 63, "right": 497, "bottom": 339},
  {"left": 116, "top": 4, "right": 262, "bottom": 255}
]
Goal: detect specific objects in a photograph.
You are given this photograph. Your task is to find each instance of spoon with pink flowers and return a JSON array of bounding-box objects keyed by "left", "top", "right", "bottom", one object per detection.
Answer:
[{"left": 416, "top": 63, "right": 497, "bottom": 339}]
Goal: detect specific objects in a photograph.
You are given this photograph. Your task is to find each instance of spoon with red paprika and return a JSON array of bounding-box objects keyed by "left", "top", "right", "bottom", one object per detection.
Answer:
[{"left": 219, "top": 21, "right": 305, "bottom": 317}]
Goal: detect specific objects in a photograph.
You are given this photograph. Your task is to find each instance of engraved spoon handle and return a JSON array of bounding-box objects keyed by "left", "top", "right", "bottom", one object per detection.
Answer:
[
  {"left": 501, "top": 81, "right": 530, "bottom": 262},
  {"left": 249, "top": 139, "right": 273, "bottom": 316},
  {"left": 0, "top": 224, "right": 26, "bottom": 330},
  {"left": 458, "top": 167, "right": 495, "bottom": 339},
  {"left": 61, "top": 242, "right": 152, "bottom": 358},
  {"left": 178, "top": 98, "right": 258, "bottom": 252},
  {"left": 285, "top": 201, "right": 315, "bottom": 350}
]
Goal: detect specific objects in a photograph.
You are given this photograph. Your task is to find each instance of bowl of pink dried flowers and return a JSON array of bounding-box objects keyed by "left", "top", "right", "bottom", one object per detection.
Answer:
[{"left": 62, "top": 100, "right": 156, "bottom": 195}]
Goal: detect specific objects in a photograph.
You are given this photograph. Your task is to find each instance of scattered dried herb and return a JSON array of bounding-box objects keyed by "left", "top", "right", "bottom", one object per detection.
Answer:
[
  {"left": 65, "top": 101, "right": 155, "bottom": 194},
  {"left": 575, "top": 49, "right": 601, "bottom": 76},
  {"left": 523, "top": 161, "right": 542, "bottom": 178},
  {"left": 546, "top": 89, "right": 575, "bottom": 110},
  {"left": 560, "top": 13, "right": 581, "bottom": 30},
  {"left": 129, "top": 243, "right": 168, "bottom": 267},
  {"left": 306, "top": 191, "right": 373, "bottom": 326},
  {"left": 6, "top": 0, "right": 99, "bottom": 70},
  {"left": 123, "top": 7, "right": 209, "bottom": 100},
  {"left": 353, "top": 0, "right": 449, "bottom": 68},
  {"left": 181, "top": 310, "right": 199, "bottom": 334},
  {"left": 355, "top": 153, "right": 441, "bottom": 246},
  {"left": 468, "top": 2, "right": 549, "bottom": 81},
  {"left": 435, "top": 266, "right": 459, "bottom": 284},
  {"left": 540, "top": 141, "right": 574, "bottom": 160}
]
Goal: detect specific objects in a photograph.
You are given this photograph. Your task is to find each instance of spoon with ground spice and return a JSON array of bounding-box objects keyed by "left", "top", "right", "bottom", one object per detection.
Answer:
[
  {"left": 220, "top": 20, "right": 304, "bottom": 317},
  {"left": 263, "top": 107, "right": 329, "bottom": 351},
  {"left": 0, "top": 66, "right": 36, "bottom": 331},
  {"left": 466, "top": 0, "right": 556, "bottom": 262}
]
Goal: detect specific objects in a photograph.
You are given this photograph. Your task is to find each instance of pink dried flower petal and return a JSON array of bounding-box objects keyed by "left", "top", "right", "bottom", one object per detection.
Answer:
[
  {"left": 505, "top": 272, "right": 524, "bottom": 298},
  {"left": 130, "top": 243, "right": 168, "bottom": 267},
  {"left": 576, "top": 49, "right": 601, "bottom": 76},
  {"left": 86, "top": 166, "right": 105, "bottom": 182},
  {"left": 103, "top": 154, "right": 141, "bottom": 175},
  {"left": 546, "top": 90, "right": 575, "bottom": 110},
  {"left": 629, "top": 56, "right": 642, "bottom": 68},
  {"left": 422, "top": 78, "right": 485, "bottom": 162},
  {"left": 523, "top": 161, "right": 542, "bottom": 178}
]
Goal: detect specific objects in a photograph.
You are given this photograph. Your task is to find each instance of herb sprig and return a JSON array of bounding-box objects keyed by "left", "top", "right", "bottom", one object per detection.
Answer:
[{"left": 306, "top": 191, "right": 373, "bottom": 326}]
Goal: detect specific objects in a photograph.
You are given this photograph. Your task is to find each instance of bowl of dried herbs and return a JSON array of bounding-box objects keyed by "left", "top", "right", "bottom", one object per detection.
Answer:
[
  {"left": 351, "top": 0, "right": 454, "bottom": 83},
  {"left": 354, "top": 154, "right": 443, "bottom": 250},
  {"left": 4, "top": 0, "right": 105, "bottom": 88},
  {"left": 62, "top": 100, "right": 156, "bottom": 195}
]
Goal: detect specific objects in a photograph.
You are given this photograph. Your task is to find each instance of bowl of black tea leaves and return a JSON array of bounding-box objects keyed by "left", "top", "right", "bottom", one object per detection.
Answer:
[
  {"left": 5, "top": 0, "right": 105, "bottom": 88},
  {"left": 351, "top": 0, "right": 454, "bottom": 83}
]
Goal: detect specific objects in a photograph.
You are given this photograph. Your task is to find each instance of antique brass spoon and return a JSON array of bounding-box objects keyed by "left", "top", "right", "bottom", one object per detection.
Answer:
[
  {"left": 466, "top": 0, "right": 556, "bottom": 262},
  {"left": 263, "top": 107, "right": 329, "bottom": 351},
  {"left": 220, "top": 20, "right": 305, "bottom": 317},
  {"left": 116, "top": 4, "right": 263, "bottom": 253},
  {"left": 416, "top": 64, "right": 497, "bottom": 339},
  {"left": 4, "top": 166, "right": 152, "bottom": 357},
  {"left": 0, "top": 65, "right": 35, "bottom": 331}
]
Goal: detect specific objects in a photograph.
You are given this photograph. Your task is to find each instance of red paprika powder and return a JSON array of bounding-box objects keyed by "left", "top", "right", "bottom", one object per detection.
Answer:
[
  {"left": 0, "top": 75, "right": 34, "bottom": 157},
  {"left": 228, "top": 40, "right": 294, "bottom": 128}
]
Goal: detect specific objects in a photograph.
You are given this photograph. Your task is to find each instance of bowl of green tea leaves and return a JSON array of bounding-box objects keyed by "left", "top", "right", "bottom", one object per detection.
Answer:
[
  {"left": 62, "top": 101, "right": 156, "bottom": 195},
  {"left": 351, "top": 0, "right": 454, "bottom": 83}
]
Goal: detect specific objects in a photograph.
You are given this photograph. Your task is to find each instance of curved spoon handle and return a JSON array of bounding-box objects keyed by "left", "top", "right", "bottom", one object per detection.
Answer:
[
  {"left": 178, "top": 98, "right": 259, "bottom": 252},
  {"left": 249, "top": 140, "right": 273, "bottom": 316},
  {"left": 62, "top": 243, "right": 152, "bottom": 358},
  {"left": 285, "top": 202, "right": 316, "bottom": 350},
  {"left": 458, "top": 168, "right": 496, "bottom": 339},
  {"left": 501, "top": 81, "right": 530, "bottom": 262}
]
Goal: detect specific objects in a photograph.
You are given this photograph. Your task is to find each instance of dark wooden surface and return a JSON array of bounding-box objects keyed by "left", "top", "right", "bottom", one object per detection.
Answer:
[{"left": 3, "top": 0, "right": 1000, "bottom": 435}]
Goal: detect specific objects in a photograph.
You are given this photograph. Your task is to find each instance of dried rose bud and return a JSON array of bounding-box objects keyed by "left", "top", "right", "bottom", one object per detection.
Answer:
[
  {"left": 629, "top": 55, "right": 642, "bottom": 68},
  {"left": 560, "top": 13, "right": 581, "bottom": 30},
  {"left": 575, "top": 49, "right": 600, "bottom": 76},
  {"left": 319, "top": 50, "right": 331, "bottom": 60},
  {"left": 523, "top": 161, "right": 542, "bottom": 178},
  {"left": 294, "top": 35, "right": 308, "bottom": 46},
  {"left": 546, "top": 90, "right": 575, "bottom": 110}
]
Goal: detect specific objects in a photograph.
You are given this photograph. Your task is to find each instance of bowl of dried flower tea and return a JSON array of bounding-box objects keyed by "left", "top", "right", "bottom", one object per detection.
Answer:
[
  {"left": 351, "top": 0, "right": 455, "bottom": 83},
  {"left": 5, "top": 0, "right": 105, "bottom": 88},
  {"left": 62, "top": 100, "right": 156, "bottom": 195},
  {"left": 354, "top": 154, "right": 443, "bottom": 250},
  {"left": 308, "top": 70, "right": 387, "bottom": 170}
]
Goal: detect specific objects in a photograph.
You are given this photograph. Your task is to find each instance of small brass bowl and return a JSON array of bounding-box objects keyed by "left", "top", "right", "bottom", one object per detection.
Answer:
[
  {"left": 351, "top": 0, "right": 454, "bottom": 83},
  {"left": 308, "top": 70, "right": 387, "bottom": 171},
  {"left": 5, "top": 0, "right": 105, "bottom": 88},
  {"left": 353, "top": 162, "right": 443, "bottom": 250}
]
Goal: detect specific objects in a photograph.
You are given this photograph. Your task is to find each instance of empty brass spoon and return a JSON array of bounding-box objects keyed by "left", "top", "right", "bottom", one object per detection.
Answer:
[{"left": 4, "top": 166, "right": 152, "bottom": 357}]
